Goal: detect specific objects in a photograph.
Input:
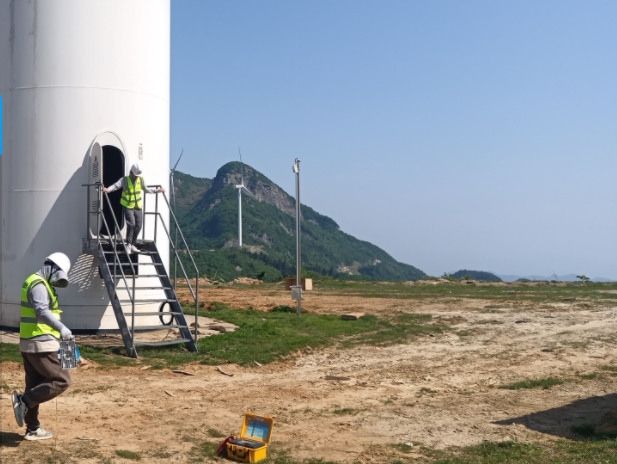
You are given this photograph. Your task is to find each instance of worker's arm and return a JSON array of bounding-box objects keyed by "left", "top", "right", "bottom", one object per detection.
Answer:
[
  {"left": 29, "top": 283, "right": 67, "bottom": 334},
  {"left": 103, "top": 177, "right": 126, "bottom": 193},
  {"left": 141, "top": 178, "right": 165, "bottom": 194}
]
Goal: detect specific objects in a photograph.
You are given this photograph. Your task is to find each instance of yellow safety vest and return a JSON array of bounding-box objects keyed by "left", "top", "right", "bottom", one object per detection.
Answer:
[
  {"left": 20, "top": 274, "right": 62, "bottom": 339},
  {"left": 120, "top": 176, "right": 143, "bottom": 210}
]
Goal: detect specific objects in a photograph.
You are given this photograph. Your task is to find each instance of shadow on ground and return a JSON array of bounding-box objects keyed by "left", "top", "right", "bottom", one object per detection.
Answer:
[
  {"left": 494, "top": 393, "right": 617, "bottom": 439},
  {"left": 0, "top": 431, "right": 23, "bottom": 447}
]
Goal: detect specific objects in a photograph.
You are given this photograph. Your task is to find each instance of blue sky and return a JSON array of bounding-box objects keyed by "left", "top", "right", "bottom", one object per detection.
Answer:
[{"left": 170, "top": 1, "right": 617, "bottom": 279}]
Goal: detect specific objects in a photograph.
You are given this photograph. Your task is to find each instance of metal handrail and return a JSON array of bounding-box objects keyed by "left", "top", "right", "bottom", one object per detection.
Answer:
[
  {"left": 143, "top": 185, "right": 200, "bottom": 340},
  {"left": 83, "top": 182, "right": 201, "bottom": 344}
]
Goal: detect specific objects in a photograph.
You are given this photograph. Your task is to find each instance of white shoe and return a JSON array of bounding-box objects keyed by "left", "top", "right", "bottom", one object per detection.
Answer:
[
  {"left": 12, "top": 392, "right": 26, "bottom": 427},
  {"left": 131, "top": 244, "right": 141, "bottom": 253},
  {"left": 24, "top": 427, "right": 53, "bottom": 441}
]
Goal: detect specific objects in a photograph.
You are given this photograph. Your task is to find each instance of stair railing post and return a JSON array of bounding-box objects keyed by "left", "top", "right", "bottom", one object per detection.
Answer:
[
  {"left": 131, "top": 266, "right": 136, "bottom": 355},
  {"left": 293, "top": 158, "right": 302, "bottom": 316},
  {"left": 96, "top": 186, "right": 101, "bottom": 245},
  {"left": 194, "top": 273, "right": 199, "bottom": 343},
  {"left": 86, "top": 184, "right": 91, "bottom": 245},
  {"left": 154, "top": 188, "right": 159, "bottom": 243}
]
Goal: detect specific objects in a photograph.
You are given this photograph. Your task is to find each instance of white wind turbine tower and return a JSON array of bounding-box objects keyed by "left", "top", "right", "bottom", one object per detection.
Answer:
[{"left": 235, "top": 148, "right": 253, "bottom": 247}]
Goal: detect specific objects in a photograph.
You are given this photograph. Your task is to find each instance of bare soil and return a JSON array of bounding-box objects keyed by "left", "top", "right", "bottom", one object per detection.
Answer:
[{"left": 2, "top": 284, "right": 617, "bottom": 463}]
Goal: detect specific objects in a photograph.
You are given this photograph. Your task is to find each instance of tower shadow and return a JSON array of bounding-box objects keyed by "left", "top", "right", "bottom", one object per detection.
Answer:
[{"left": 494, "top": 393, "right": 617, "bottom": 440}]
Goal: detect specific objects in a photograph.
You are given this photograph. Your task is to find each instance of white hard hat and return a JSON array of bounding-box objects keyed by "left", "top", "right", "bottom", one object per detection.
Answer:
[
  {"left": 46, "top": 252, "right": 71, "bottom": 275},
  {"left": 130, "top": 163, "right": 142, "bottom": 175}
]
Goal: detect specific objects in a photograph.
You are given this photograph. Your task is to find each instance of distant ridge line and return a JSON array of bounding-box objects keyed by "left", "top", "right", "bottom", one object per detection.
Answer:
[{"left": 497, "top": 274, "right": 614, "bottom": 283}]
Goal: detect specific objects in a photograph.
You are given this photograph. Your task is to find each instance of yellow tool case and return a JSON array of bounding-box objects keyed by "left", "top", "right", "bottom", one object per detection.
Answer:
[{"left": 227, "top": 414, "right": 274, "bottom": 463}]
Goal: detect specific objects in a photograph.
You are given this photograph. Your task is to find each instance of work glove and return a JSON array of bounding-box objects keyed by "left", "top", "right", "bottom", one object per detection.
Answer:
[{"left": 60, "top": 326, "right": 73, "bottom": 341}]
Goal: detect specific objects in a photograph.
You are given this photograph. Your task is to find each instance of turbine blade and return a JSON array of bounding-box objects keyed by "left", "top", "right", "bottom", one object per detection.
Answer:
[
  {"left": 238, "top": 147, "right": 245, "bottom": 185},
  {"left": 172, "top": 148, "right": 184, "bottom": 172}
]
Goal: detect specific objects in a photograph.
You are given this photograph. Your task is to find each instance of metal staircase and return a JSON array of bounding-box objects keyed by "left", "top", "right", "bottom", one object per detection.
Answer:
[{"left": 82, "top": 182, "right": 200, "bottom": 358}]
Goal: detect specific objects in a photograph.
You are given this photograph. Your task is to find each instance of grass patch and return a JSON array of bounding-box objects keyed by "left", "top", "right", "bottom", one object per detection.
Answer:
[
  {"left": 189, "top": 440, "right": 218, "bottom": 460},
  {"left": 201, "top": 300, "right": 232, "bottom": 311},
  {"left": 430, "top": 441, "right": 544, "bottom": 463},
  {"left": 53, "top": 303, "right": 440, "bottom": 370},
  {"left": 430, "top": 439, "right": 617, "bottom": 463},
  {"left": 572, "top": 422, "right": 617, "bottom": 440},
  {"left": 82, "top": 307, "right": 441, "bottom": 368},
  {"left": 207, "top": 428, "right": 226, "bottom": 438},
  {"left": 115, "top": 449, "right": 141, "bottom": 460},
  {"left": 149, "top": 447, "right": 174, "bottom": 459},
  {"left": 270, "top": 305, "right": 296, "bottom": 313},
  {"left": 310, "top": 280, "right": 617, "bottom": 306},
  {"left": 78, "top": 345, "right": 138, "bottom": 368},
  {"left": 499, "top": 377, "right": 564, "bottom": 390},
  {"left": 0, "top": 342, "right": 22, "bottom": 363},
  {"left": 193, "top": 308, "right": 441, "bottom": 366},
  {"left": 577, "top": 372, "right": 601, "bottom": 380}
]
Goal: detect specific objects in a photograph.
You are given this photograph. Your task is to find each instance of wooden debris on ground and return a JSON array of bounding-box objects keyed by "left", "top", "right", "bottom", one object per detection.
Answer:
[
  {"left": 341, "top": 313, "right": 365, "bottom": 321},
  {"left": 216, "top": 366, "right": 234, "bottom": 376},
  {"left": 171, "top": 369, "right": 196, "bottom": 376},
  {"left": 209, "top": 325, "right": 228, "bottom": 333}
]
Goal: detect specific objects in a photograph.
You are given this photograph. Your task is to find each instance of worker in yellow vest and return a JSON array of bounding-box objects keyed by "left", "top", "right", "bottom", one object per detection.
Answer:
[
  {"left": 103, "top": 163, "right": 164, "bottom": 253},
  {"left": 12, "top": 252, "right": 73, "bottom": 440}
]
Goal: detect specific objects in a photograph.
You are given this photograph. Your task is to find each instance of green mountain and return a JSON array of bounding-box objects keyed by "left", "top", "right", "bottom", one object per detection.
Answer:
[
  {"left": 173, "top": 162, "right": 426, "bottom": 282},
  {"left": 452, "top": 270, "right": 502, "bottom": 282},
  {"left": 170, "top": 171, "right": 212, "bottom": 219}
]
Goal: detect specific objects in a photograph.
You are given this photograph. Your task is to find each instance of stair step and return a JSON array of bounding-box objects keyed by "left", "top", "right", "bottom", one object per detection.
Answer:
[
  {"left": 117, "top": 263, "right": 163, "bottom": 266},
  {"left": 133, "top": 338, "right": 193, "bottom": 347},
  {"left": 103, "top": 251, "right": 159, "bottom": 256},
  {"left": 115, "top": 274, "right": 168, "bottom": 278},
  {"left": 130, "top": 324, "right": 187, "bottom": 331},
  {"left": 122, "top": 312, "right": 183, "bottom": 317},
  {"left": 115, "top": 286, "right": 172, "bottom": 291},
  {"left": 119, "top": 299, "right": 177, "bottom": 304}
]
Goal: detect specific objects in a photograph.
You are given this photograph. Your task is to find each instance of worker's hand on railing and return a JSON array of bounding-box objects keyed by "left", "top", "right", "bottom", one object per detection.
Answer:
[
  {"left": 156, "top": 187, "right": 165, "bottom": 193},
  {"left": 102, "top": 187, "right": 108, "bottom": 193}
]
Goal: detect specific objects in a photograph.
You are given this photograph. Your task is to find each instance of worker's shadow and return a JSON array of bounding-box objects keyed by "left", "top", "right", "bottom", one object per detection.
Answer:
[
  {"left": 0, "top": 431, "right": 24, "bottom": 447},
  {"left": 494, "top": 393, "right": 617, "bottom": 440}
]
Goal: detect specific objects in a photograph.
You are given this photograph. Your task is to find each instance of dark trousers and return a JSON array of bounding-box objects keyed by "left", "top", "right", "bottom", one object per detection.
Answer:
[
  {"left": 123, "top": 207, "right": 143, "bottom": 245},
  {"left": 21, "top": 352, "right": 71, "bottom": 431}
]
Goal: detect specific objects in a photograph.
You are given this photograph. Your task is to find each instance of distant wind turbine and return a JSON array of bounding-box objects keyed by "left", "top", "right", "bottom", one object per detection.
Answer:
[{"left": 236, "top": 148, "right": 253, "bottom": 247}]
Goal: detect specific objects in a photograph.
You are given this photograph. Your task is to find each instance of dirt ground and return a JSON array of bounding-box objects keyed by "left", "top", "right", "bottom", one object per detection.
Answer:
[{"left": 2, "top": 284, "right": 617, "bottom": 463}]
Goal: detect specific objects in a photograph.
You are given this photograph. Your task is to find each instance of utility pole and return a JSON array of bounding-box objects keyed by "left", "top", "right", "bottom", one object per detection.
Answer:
[{"left": 292, "top": 158, "right": 302, "bottom": 316}]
